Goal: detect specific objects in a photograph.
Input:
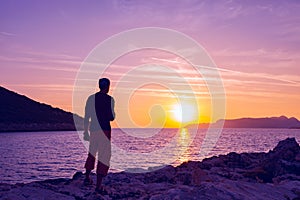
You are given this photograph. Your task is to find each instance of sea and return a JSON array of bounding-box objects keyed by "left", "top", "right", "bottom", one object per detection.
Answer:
[{"left": 0, "top": 128, "right": 299, "bottom": 184}]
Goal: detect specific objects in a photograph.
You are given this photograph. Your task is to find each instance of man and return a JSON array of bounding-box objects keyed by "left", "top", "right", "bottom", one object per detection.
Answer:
[{"left": 83, "top": 78, "right": 115, "bottom": 193}]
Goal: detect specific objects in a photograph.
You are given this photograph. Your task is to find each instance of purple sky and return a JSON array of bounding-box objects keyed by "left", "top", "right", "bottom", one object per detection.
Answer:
[{"left": 1, "top": 0, "right": 300, "bottom": 122}]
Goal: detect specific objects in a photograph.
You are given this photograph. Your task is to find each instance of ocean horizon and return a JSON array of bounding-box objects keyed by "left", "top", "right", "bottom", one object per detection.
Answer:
[{"left": 1, "top": 128, "right": 299, "bottom": 184}]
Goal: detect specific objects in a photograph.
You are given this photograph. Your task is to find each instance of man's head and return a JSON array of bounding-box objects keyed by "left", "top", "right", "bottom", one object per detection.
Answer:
[{"left": 99, "top": 78, "right": 110, "bottom": 93}]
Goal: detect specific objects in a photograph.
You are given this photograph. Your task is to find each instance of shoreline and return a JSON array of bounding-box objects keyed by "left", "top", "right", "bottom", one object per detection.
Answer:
[
  {"left": 1, "top": 137, "right": 300, "bottom": 199},
  {"left": 1, "top": 126, "right": 300, "bottom": 133}
]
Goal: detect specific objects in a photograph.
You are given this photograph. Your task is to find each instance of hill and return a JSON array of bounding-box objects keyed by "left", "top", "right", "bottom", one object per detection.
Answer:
[
  {"left": 217, "top": 116, "right": 300, "bottom": 128},
  {"left": 188, "top": 116, "right": 300, "bottom": 129},
  {"left": 0, "top": 86, "right": 83, "bottom": 132}
]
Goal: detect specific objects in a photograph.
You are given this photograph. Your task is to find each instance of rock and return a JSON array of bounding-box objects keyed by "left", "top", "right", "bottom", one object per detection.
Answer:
[
  {"left": 192, "top": 168, "right": 209, "bottom": 185},
  {"left": 272, "top": 138, "right": 300, "bottom": 161},
  {"left": 197, "top": 137, "right": 300, "bottom": 183},
  {"left": 259, "top": 138, "right": 300, "bottom": 183},
  {"left": 72, "top": 171, "right": 83, "bottom": 180}
]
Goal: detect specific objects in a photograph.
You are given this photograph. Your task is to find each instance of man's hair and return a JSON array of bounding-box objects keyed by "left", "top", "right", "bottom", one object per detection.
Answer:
[{"left": 99, "top": 78, "right": 110, "bottom": 90}]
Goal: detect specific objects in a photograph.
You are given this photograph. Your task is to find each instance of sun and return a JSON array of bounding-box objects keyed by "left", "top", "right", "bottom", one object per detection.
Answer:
[{"left": 170, "top": 101, "right": 199, "bottom": 125}]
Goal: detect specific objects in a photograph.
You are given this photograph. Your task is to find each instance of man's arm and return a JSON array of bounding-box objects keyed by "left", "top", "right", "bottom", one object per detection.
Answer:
[
  {"left": 110, "top": 97, "right": 115, "bottom": 121},
  {"left": 83, "top": 96, "right": 91, "bottom": 140}
]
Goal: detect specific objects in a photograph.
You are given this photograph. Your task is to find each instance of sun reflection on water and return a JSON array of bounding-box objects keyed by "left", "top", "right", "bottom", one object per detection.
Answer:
[{"left": 176, "top": 128, "right": 193, "bottom": 164}]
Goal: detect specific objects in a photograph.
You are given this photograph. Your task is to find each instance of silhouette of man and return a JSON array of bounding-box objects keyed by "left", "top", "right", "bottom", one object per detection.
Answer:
[{"left": 83, "top": 78, "right": 115, "bottom": 192}]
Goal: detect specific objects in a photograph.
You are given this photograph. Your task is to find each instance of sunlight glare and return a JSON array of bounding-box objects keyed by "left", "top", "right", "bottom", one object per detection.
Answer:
[{"left": 171, "top": 101, "right": 198, "bottom": 125}]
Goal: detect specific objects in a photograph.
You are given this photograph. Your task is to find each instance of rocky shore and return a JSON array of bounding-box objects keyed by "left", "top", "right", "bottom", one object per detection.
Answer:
[{"left": 1, "top": 138, "right": 299, "bottom": 200}]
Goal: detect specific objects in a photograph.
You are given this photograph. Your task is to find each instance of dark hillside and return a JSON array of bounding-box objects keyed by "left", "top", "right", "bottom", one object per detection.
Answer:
[{"left": 0, "top": 86, "right": 83, "bottom": 132}]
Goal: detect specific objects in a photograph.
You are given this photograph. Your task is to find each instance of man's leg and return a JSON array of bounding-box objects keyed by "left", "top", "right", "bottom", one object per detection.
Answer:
[
  {"left": 85, "top": 169, "right": 91, "bottom": 180},
  {"left": 96, "top": 162, "right": 109, "bottom": 189},
  {"left": 84, "top": 132, "right": 98, "bottom": 182},
  {"left": 84, "top": 153, "right": 95, "bottom": 181},
  {"left": 96, "top": 130, "right": 111, "bottom": 190},
  {"left": 96, "top": 174, "right": 104, "bottom": 190}
]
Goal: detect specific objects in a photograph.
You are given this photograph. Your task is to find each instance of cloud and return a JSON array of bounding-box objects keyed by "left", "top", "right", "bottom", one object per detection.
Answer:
[
  {"left": 0, "top": 49, "right": 84, "bottom": 73},
  {"left": 4, "top": 84, "right": 74, "bottom": 91},
  {"left": 0, "top": 31, "right": 16, "bottom": 37},
  {"left": 143, "top": 57, "right": 300, "bottom": 99}
]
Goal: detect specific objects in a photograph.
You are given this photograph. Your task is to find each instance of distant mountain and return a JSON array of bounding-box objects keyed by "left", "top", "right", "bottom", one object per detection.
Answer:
[
  {"left": 187, "top": 116, "right": 300, "bottom": 129},
  {"left": 0, "top": 86, "right": 83, "bottom": 132},
  {"left": 217, "top": 116, "right": 300, "bottom": 128}
]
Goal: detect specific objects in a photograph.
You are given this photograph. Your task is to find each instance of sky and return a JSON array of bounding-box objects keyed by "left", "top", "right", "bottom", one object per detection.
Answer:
[{"left": 1, "top": 0, "right": 300, "bottom": 128}]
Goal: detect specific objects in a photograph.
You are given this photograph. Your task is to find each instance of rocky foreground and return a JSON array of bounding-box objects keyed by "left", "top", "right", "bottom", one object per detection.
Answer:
[{"left": 1, "top": 138, "right": 300, "bottom": 200}]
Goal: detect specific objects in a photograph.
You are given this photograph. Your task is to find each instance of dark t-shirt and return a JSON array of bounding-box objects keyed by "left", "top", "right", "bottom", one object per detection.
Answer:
[{"left": 84, "top": 92, "right": 115, "bottom": 131}]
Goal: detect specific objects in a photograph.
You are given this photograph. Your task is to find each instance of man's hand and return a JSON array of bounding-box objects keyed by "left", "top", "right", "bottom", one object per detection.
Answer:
[{"left": 83, "top": 131, "right": 90, "bottom": 141}]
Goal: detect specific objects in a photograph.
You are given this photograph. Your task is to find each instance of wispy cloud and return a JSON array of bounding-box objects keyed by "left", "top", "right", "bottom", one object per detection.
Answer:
[
  {"left": 0, "top": 31, "right": 16, "bottom": 37},
  {"left": 0, "top": 50, "right": 83, "bottom": 73},
  {"left": 150, "top": 56, "right": 300, "bottom": 85},
  {"left": 3, "top": 84, "right": 74, "bottom": 91}
]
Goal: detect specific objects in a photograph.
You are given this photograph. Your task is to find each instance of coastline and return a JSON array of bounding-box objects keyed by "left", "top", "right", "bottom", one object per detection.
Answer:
[{"left": 1, "top": 137, "right": 299, "bottom": 200}]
